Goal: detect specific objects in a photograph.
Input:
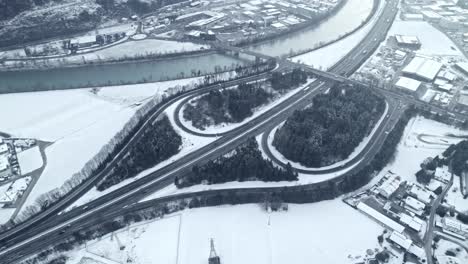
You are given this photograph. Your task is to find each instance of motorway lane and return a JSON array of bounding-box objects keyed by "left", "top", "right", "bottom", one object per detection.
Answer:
[
  {"left": 0, "top": 73, "right": 271, "bottom": 244},
  {"left": 0, "top": 0, "right": 411, "bottom": 261},
  {"left": 0, "top": 78, "right": 333, "bottom": 261},
  {"left": 261, "top": 99, "right": 400, "bottom": 174}
]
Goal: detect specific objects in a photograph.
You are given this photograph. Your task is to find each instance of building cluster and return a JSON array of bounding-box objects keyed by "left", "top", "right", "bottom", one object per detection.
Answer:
[
  {"left": 402, "top": 0, "right": 468, "bottom": 30},
  {"left": 0, "top": 138, "right": 37, "bottom": 182},
  {"left": 63, "top": 31, "right": 127, "bottom": 54},
  {"left": 344, "top": 171, "right": 450, "bottom": 262},
  {"left": 357, "top": 35, "right": 468, "bottom": 112},
  {"left": 145, "top": 0, "right": 341, "bottom": 44}
]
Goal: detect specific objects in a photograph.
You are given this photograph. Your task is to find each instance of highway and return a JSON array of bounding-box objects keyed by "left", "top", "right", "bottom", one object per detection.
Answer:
[
  {"left": 0, "top": 0, "right": 396, "bottom": 257},
  {"left": 0, "top": 0, "right": 463, "bottom": 262}
]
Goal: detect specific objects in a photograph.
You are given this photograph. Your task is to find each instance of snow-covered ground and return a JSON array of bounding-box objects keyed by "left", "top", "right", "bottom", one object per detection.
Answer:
[
  {"left": 0, "top": 177, "right": 32, "bottom": 204},
  {"left": 179, "top": 78, "right": 315, "bottom": 135},
  {"left": 66, "top": 200, "right": 383, "bottom": 264},
  {"left": 0, "top": 78, "right": 207, "bottom": 218},
  {"left": 17, "top": 146, "right": 43, "bottom": 174},
  {"left": 375, "top": 116, "right": 468, "bottom": 183},
  {"left": 435, "top": 239, "right": 468, "bottom": 264},
  {"left": 87, "top": 39, "right": 209, "bottom": 61},
  {"left": 68, "top": 96, "right": 217, "bottom": 210},
  {"left": 94, "top": 76, "right": 203, "bottom": 106},
  {"left": 290, "top": 0, "right": 385, "bottom": 69},
  {"left": 445, "top": 175, "right": 468, "bottom": 213},
  {"left": 387, "top": 21, "right": 462, "bottom": 57},
  {"left": 265, "top": 101, "right": 388, "bottom": 171},
  {"left": 0, "top": 208, "right": 15, "bottom": 225}
]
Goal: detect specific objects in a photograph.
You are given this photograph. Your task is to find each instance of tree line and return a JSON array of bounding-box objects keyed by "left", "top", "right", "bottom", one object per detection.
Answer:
[
  {"left": 273, "top": 84, "right": 385, "bottom": 168},
  {"left": 175, "top": 138, "right": 298, "bottom": 188},
  {"left": 183, "top": 82, "right": 271, "bottom": 129},
  {"left": 184, "top": 68, "right": 309, "bottom": 130},
  {"left": 97, "top": 115, "right": 181, "bottom": 190}
]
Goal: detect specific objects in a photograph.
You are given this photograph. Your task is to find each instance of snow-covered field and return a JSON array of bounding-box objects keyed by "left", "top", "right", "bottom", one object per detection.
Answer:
[
  {"left": 0, "top": 78, "right": 206, "bottom": 219},
  {"left": 375, "top": 116, "right": 468, "bottom": 183},
  {"left": 290, "top": 0, "right": 385, "bottom": 69},
  {"left": 68, "top": 96, "right": 217, "bottom": 209},
  {"left": 86, "top": 39, "right": 209, "bottom": 61},
  {"left": 387, "top": 21, "right": 462, "bottom": 57},
  {"left": 445, "top": 175, "right": 468, "bottom": 213},
  {"left": 17, "top": 146, "right": 43, "bottom": 174},
  {"left": 435, "top": 239, "right": 468, "bottom": 264},
  {"left": 66, "top": 200, "right": 383, "bottom": 264}
]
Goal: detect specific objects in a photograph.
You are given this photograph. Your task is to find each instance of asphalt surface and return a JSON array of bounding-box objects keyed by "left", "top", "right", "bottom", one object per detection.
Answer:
[
  {"left": 0, "top": 0, "right": 398, "bottom": 260},
  {"left": 424, "top": 168, "right": 454, "bottom": 264},
  {"left": 1, "top": 0, "right": 466, "bottom": 262}
]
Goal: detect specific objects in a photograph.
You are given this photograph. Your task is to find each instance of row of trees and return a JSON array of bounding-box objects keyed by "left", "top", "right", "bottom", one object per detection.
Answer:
[
  {"left": 10, "top": 66, "right": 274, "bottom": 228},
  {"left": 273, "top": 84, "right": 385, "bottom": 168},
  {"left": 176, "top": 138, "right": 298, "bottom": 188},
  {"left": 183, "top": 67, "right": 308, "bottom": 130},
  {"left": 270, "top": 68, "right": 308, "bottom": 91},
  {"left": 97, "top": 115, "right": 181, "bottom": 190},
  {"left": 184, "top": 82, "right": 271, "bottom": 129},
  {"left": 22, "top": 107, "right": 419, "bottom": 263}
]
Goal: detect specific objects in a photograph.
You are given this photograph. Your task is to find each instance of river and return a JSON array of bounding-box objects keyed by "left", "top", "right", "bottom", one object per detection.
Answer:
[
  {"left": 248, "top": 0, "right": 375, "bottom": 57},
  {"left": 0, "top": 53, "right": 243, "bottom": 93},
  {"left": 0, "top": 0, "right": 375, "bottom": 93}
]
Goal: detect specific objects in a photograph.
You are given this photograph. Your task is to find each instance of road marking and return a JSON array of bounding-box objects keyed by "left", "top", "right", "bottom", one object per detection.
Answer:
[{"left": 0, "top": 81, "right": 327, "bottom": 257}]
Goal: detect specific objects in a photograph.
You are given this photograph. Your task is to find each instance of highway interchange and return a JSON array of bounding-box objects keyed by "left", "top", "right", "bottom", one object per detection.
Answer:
[{"left": 0, "top": 0, "right": 466, "bottom": 262}]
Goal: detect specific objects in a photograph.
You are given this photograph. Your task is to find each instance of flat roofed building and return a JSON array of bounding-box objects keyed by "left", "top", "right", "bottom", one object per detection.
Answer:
[
  {"left": 399, "top": 213, "right": 424, "bottom": 232},
  {"left": 403, "top": 56, "right": 443, "bottom": 82},
  {"left": 455, "top": 62, "right": 468, "bottom": 76},
  {"left": 395, "top": 35, "right": 421, "bottom": 49},
  {"left": 389, "top": 231, "right": 412, "bottom": 250},
  {"left": 357, "top": 202, "right": 405, "bottom": 233},
  {"left": 405, "top": 196, "right": 426, "bottom": 212},
  {"left": 378, "top": 175, "right": 401, "bottom": 198},
  {"left": 0, "top": 143, "right": 8, "bottom": 155},
  {"left": 456, "top": 94, "right": 468, "bottom": 112},
  {"left": 395, "top": 77, "right": 422, "bottom": 93}
]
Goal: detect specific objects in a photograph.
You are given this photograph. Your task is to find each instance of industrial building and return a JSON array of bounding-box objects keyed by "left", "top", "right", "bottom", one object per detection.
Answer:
[
  {"left": 402, "top": 56, "right": 443, "bottom": 82},
  {"left": 378, "top": 175, "right": 402, "bottom": 198},
  {"left": 395, "top": 76, "right": 423, "bottom": 95},
  {"left": 456, "top": 94, "right": 468, "bottom": 112},
  {"left": 395, "top": 35, "right": 421, "bottom": 49}
]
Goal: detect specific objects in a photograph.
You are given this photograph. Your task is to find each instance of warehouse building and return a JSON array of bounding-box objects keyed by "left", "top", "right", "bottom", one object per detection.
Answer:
[
  {"left": 395, "top": 35, "right": 421, "bottom": 49},
  {"left": 395, "top": 77, "right": 424, "bottom": 96},
  {"left": 402, "top": 56, "right": 443, "bottom": 82},
  {"left": 456, "top": 94, "right": 468, "bottom": 112}
]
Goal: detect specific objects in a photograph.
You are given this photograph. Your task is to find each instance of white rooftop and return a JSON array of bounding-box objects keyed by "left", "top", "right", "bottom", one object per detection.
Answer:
[
  {"left": 357, "top": 202, "right": 405, "bottom": 233},
  {"left": 389, "top": 231, "right": 412, "bottom": 250},
  {"left": 403, "top": 56, "right": 443, "bottom": 81},
  {"left": 395, "top": 77, "right": 421, "bottom": 92}
]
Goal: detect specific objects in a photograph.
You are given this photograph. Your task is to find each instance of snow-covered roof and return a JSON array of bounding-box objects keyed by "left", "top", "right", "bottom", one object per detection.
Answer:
[
  {"left": 435, "top": 166, "right": 451, "bottom": 182},
  {"left": 458, "top": 95, "right": 468, "bottom": 107},
  {"left": 395, "top": 77, "right": 421, "bottom": 92},
  {"left": 378, "top": 175, "right": 401, "bottom": 198},
  {"left": 410, "top": 185, "right": 433, "bottom": 204},
  {"left": 455, "top": 62, "right": 468, "bottom": 74},
  {"left": 409, "top": 245, "right": 426, "bottom": 260},
  {"left": 399, "top": 214, "right": 423, "bottom": 232},
  {"left": 405, "top": 196, "right": 425, "bottom": 211},
  {"left": 357, "top": 202, "right": 405, "bottom": 233},
  {"left": 389, "top": 231, "right": 412, "bottom": 250},
  {"left": 0, "top": 144, "right": 8, "bottom": 154},
  {"left": 403, "top": 57, "right": 443, "bottom": 81},
  {"left": 395, "top": 35, "right": 420, "bottom": 45}
]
